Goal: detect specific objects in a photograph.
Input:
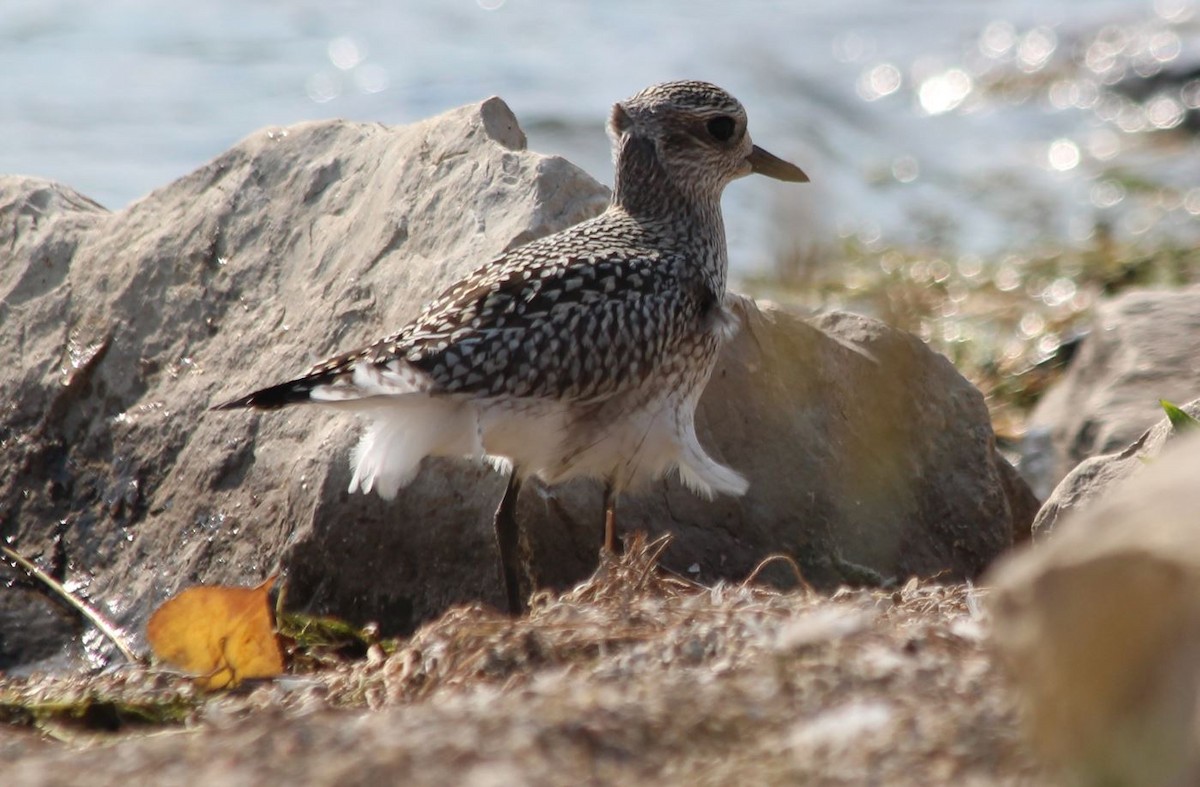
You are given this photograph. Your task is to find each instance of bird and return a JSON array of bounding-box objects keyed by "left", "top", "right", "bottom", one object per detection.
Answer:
[{"left": 213, "top": 80, "right": 808, "bottom": 614}]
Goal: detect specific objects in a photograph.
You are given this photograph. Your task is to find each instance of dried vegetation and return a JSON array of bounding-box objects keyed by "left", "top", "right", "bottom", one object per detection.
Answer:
[{"left": 2, "top": 536, "right": 1045, "bottom": 785}]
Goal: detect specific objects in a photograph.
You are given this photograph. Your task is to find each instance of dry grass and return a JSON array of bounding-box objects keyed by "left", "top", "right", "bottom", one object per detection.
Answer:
[
  {"left": 1, "top": 535, "right": 1046, "bottom": 785},
  {"left": 757, "top": 225, "right": 1200, "bottom": 440}
]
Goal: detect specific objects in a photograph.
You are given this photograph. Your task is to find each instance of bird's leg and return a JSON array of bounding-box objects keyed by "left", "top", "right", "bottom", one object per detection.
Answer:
[
  {"left": 493, "top": 470, "right": 524, "bottom": 615},
  {"left": 602, "top": 480, "right": 622, "bottom": 555}
]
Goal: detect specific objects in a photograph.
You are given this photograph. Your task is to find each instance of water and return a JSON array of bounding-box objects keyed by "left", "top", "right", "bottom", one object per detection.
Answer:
[{"left": 2, "top": 0, "right": 1197, "bottom": 275}]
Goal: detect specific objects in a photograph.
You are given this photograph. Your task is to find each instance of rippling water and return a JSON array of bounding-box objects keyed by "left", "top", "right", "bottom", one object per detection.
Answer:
[{"left": 2, "top": 0, "right": 1197, "bottom": 273}]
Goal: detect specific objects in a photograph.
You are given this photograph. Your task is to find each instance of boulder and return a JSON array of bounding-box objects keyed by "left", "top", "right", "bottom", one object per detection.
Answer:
[
  {"left": 1032, "top": 398, "right": 1200, "bottom": 539},
  {"left": 988, "top": 432, "right": 1200, "bottom": 785},
  {"left": 1026, "top": 285, "right": 1200, "bottom": 489},
  {"left": 0, "top": 98, "right": 1030, "bottom": 667}
]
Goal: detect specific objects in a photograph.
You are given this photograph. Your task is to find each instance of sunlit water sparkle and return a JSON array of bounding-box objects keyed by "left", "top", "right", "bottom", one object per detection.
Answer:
[{"left": 2, "top": 0, "right": 1196, "bottom": 274}]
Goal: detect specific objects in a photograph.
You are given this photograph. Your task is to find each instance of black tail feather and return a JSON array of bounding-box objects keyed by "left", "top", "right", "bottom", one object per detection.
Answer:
[{"left": 210, "top": 379, "right": 318, "bottom": 411}]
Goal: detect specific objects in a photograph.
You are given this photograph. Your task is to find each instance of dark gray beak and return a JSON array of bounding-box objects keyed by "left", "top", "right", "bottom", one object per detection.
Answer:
[{"left": 747, "top": 145, "right": 809, "bottom": 182}]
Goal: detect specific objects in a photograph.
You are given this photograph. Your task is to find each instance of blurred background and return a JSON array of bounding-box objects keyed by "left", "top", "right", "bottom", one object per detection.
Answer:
[{"left": 3, "top": 0, "right": 1198, "bottom": 428}]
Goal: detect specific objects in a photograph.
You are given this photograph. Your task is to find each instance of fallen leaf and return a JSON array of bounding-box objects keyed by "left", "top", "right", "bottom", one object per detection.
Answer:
[{"left": 147, "top": 576, "right": 285, "bottom": 689}]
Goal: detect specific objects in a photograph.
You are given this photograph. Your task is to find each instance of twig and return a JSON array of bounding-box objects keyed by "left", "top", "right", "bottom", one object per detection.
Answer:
[
  {"left": 741, "top": 553, "right": 813, "bottom": 593},
  {"left": 2, "top": 544, "right": 141, "bottom": 663},
  {"left": 634, "top": 533, "right": 675, "bottom": 590}
]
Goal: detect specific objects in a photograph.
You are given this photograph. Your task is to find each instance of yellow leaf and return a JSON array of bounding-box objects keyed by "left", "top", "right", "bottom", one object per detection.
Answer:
[{"left": 147, "top": 576, "right": 285, "bottom": 689}]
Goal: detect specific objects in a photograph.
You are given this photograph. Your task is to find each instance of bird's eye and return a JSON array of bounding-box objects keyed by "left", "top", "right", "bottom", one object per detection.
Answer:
[{"left": 706, "top": 116, "right": 736, "bottom": 142}]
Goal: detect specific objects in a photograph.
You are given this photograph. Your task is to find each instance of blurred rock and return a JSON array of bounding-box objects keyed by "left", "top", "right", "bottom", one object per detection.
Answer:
[
  {"left": 0, "top": 98, "right": 1029, "bottom": 668},
  {"left": 988, "top": 432, "right": 1200, "bottom": 786},
  {"left": 1032, "top": 398, "right": 1200, "bottom": 540},
  {"left": 1014, "top": 425, "right": 1056, "bottom": 503},
  {"left": 1027, "top": 285, "right": 1200, "bottom": 487}
]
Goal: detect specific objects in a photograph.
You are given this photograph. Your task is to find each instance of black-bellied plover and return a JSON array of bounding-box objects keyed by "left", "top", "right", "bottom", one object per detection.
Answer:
[{"left": 215, "top": 80, "right": 808, "bottom": 613}]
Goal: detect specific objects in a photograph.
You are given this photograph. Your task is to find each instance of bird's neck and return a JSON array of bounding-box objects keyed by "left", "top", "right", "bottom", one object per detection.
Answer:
[{"left": 610, "top": 134, "right": 728, "bottom": 282}]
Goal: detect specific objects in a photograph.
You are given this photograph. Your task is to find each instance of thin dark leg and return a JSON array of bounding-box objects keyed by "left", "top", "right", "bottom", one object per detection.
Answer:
[
  {"left": 602, "top": 481, "right": 621, "bottom": 555},
  {"left": 493, "top": 470, "right": 524, "bottom": 615}
]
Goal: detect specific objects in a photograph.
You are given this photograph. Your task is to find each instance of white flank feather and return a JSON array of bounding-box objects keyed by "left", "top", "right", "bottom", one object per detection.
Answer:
[
  {"left": 347, "top": 397, "right": 482, "bottom": 499},
  {"left": 674, "top": 419, "right": 749, "bottom": 500}
]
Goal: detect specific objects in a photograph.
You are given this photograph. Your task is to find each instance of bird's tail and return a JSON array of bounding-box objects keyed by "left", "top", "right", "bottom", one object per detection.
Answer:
[
  {"left": 211, "top": 354, "right": 433, "bottom": 412},
  {"left": 212, "top": 355, "right": 458, "bottom": 500},
  {"left": 210, "top": 378, "right": 325, "bottom": 411}
]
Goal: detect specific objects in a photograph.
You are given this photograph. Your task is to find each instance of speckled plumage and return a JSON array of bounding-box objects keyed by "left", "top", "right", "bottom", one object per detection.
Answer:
[{"left": 216, "top": 80, "right": 807, "bottom": 609}]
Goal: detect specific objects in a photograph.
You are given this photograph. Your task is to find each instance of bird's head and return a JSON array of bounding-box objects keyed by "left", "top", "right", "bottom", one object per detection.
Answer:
[{"left": 608, "top": 80, "right": 808, "bottom": 204}]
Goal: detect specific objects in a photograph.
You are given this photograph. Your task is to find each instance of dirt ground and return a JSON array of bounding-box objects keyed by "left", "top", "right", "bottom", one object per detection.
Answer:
[{"left": 1, "top": 537, "right": 1046, "bottom": 786}]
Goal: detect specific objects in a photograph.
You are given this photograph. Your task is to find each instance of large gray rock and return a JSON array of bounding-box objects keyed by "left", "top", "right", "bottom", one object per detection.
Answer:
[
  {"left": 989, "top": 432, "right": 1200, "bottom": 786},
  {"left": 0, "top": 98, "right": 1030, "bottom": 667},
  {"left": 1027, "top": 285, "right": 1200, "bottom": 488},
  {"left": 1032, "top": 398, "right": 1200, "bottom": 539}
]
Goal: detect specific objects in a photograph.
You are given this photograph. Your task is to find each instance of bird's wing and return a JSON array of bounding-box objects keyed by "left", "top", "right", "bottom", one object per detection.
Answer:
[
  {"left": 392, "top": 241, "right": 707, "bottom": 402},
  {"left": 213, "top": 237, "right": 709, "bottom": 410}
]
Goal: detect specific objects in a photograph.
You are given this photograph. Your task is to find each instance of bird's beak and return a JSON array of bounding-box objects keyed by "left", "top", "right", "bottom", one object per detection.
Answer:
[{"left": 746, "top": 145, "right": 809, "bottom": 182}]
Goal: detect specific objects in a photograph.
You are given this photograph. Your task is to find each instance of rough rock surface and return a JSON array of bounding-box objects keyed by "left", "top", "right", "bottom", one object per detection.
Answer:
[
  {"left": 1031, "top": 397, "right": 1200, "bottom": 539},
  {"left": 0, "top": 98, "right": 1030, "bottom": 667},
  {"left": 1026, "top": 285, "right": 1200, "bottom": 488},
  {"left": 989, "top": 432, "right": 1200, "bottom": 786}
]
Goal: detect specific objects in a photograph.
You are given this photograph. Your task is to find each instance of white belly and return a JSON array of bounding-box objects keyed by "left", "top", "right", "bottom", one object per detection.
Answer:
[{"left": 476, "top": 384, "right": 746, "bottom": 499}]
